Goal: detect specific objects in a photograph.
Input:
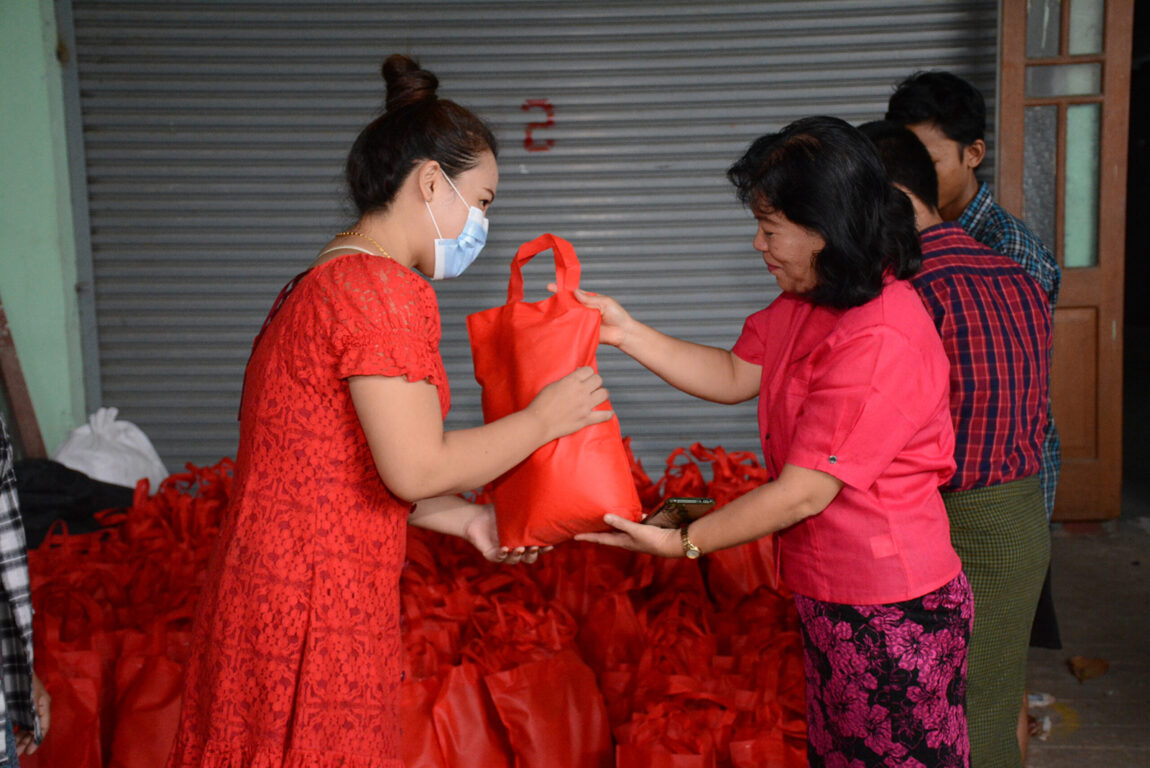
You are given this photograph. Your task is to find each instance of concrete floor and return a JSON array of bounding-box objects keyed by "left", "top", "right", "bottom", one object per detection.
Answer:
[
  {"left": 1025, "top": 333, "right": 1150, "bottom": 767},
  {"left": 1025, "top": 516, "right": 1150, "bottom": 767}
]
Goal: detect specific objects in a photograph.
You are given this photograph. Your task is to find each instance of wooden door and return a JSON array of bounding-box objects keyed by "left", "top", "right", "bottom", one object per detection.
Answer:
[{"left": 998, "top": 0, "right": 1132, "bottom": 520}]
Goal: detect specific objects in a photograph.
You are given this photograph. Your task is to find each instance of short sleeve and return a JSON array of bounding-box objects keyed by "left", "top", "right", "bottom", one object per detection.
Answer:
[
  {"left": 732, "top": 307, "right": 772, "bottom": 365},
  {"left": 314, "top": 255, "right": 446, "bottom": 386},
  {"left": 786, "top": 325, "right": 947, "bottom": 491}
]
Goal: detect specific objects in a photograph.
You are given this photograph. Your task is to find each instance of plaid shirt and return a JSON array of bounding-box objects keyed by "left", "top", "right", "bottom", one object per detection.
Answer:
[
  {"left": 0, "top": 415, "right": 40, "bottom": 763},
  {"left": 912, "top": 223, "right": 1051, "bottom": 492},
  {"left": 958, "top": 182, "right": 1060, "bottom": 307},
  {"left": 958, "top": 182, "right": 1062, "bottom": 516}
]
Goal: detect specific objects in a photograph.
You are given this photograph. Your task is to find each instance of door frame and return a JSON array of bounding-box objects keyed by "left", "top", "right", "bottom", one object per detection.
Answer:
[{"left": 997, "top": 0, "right": 1133, "bottom": 520}]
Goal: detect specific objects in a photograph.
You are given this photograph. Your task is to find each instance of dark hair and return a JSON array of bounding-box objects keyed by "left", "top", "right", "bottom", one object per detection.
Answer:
[
  {"left": 885, "top": 70, "right": 986, "bottom": 147},
  {"left": 346, "top": 54, "right": 498, "bottom": 216},
  {"left": 858, "top": 120, "right": 939, "bottom": 210},
  {"left": 727, "top": 116, "right": 921, "bottom": 309}
]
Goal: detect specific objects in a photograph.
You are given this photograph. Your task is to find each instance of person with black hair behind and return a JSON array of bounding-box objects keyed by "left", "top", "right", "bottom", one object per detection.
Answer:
[
  {"left": 574, "top": 116, "right": 974, "bottom": 767},
  {"left": 885, "top": 71, "right": 1061, "bottom": 528},
  {"left": 164, "top": 55, "right": 611, "bottom": 768},
  {"left": 861, "top": 120, "right": 1053, "bottom": 768},
  {"left": 887, "top": 70, "right": 1063, "bottom": 765}
]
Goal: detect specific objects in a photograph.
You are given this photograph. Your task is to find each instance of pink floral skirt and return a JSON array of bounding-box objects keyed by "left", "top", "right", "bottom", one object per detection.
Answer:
[{"left": 794, "top": 572, "right": 974, "bottom": 768}]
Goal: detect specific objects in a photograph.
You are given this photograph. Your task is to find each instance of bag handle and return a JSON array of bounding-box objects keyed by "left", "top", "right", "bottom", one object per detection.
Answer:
[{"left": 507, "top": 233, "right": 581, "bottom": 303}]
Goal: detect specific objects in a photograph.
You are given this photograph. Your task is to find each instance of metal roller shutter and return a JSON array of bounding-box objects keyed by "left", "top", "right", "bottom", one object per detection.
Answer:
[{"left": 66, "top": 0, "right": 997, "bottom": 472}]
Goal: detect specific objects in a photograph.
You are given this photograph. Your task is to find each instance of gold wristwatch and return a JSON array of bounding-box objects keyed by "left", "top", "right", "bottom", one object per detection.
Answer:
[{"left": 679, "top": 524, "right": 702, "bottom": 559}]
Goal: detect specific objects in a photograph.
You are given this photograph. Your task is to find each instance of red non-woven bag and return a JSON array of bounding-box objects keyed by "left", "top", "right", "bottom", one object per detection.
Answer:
[
  {"left": 466, "top": 233, "right": 642, "bottom": 547},
  {"left": 107, "top": 620, "right": 190, "bottom": 768},
  {"left": 402, "top": 677, "right": 448, "bottom": 768},
  {"left": 24, "top": 655, "right": 104, "bottom": 768},
  {"left": 614, "top": 745, "right": 714, "bottom": 768},
  {"left": 484, "top": 649, "right": 612, "bottom": 768},
  {"left": 431, "top": 663, "right": 513, "bottom": 767}
]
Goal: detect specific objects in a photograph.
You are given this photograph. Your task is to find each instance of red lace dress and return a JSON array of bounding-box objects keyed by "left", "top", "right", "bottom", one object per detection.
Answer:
[{"left": 166, "top": 253, "right": 449, "bottom": 768}]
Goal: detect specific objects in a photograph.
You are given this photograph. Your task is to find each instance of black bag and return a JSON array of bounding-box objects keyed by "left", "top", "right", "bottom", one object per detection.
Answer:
[{"left": 14, "top": 459, "right": 134, "bottom": 548}]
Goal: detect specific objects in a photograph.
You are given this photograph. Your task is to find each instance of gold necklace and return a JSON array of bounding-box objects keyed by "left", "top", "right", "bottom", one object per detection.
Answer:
[{"left": 336, "top": 230, "right": 392, "bottom": 259}]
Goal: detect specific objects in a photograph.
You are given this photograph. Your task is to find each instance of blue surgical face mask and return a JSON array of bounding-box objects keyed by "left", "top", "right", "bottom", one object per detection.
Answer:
[{"left": 426, "top": 172, "right": 489, "bottom": 280}]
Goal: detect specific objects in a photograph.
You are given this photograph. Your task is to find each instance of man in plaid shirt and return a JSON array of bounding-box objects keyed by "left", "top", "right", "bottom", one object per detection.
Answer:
[
  {"left": 0, "top": 414, "right": 49, "bottom": 763},
  {"left": 862, "top": 119, "right": 1053, "bottom": 768},
  {"left": 886, "top": 70, "right": 1061, "bottom": 521}
]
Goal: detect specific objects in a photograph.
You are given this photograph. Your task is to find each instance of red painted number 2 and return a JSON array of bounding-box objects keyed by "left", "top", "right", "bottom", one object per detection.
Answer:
[{"left": 522, "top": 99, "right": 555, "bottom": 152}]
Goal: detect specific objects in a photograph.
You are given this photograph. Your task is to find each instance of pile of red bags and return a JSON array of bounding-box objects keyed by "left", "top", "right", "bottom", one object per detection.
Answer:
[
  {"left": 26, "top": 460, "right": 234, "bottom": 768},
  {"left": 27, "top": 444, "right": 807, "bottom": 768}
]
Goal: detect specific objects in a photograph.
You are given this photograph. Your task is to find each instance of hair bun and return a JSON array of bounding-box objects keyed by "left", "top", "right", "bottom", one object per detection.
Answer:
[{"left": 382, "top": 54, "right": 439, "bottom": 112}]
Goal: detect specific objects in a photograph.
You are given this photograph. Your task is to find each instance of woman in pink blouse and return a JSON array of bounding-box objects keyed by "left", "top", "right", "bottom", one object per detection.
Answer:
[{"left": 575, "top": 116, "right": 973, "bottom": 767}]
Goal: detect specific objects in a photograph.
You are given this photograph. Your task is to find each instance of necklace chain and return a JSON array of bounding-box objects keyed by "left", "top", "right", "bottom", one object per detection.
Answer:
[{"left": 336, "top": 230, "right": 392, "bottom": 260}]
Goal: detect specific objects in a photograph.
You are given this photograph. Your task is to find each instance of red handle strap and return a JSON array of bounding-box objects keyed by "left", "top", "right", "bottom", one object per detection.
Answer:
[{"left": 507, "top": 233, "right": 581, "bottom": 303}]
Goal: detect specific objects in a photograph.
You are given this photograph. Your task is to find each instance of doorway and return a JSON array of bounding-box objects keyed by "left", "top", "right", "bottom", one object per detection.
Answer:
[{"left": 1122, "top": 3, "right": 1149, "bottom": 518}]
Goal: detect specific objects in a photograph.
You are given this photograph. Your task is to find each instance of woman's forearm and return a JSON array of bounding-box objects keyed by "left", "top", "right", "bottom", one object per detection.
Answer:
[
  {"left": 408, "top": 494, "right": 482, "bottom": 538},
  {"left": 687, "top": 464, "right": 844, "bottom": 554},
  {"left": 351, "top": 367, "right": 611, "bottom": 502},
  {"left": 573, "top": 464, "right": 843, "bottom": 558},
  {"left": 432, "top": 408, "right": 557, "bottom": 495},
  {"left": 409, "top": 494, "right": 542, "bottom": 565},
  {"left": 357, "top": 384, "right": 548, "bottom": 500},
  {"left": 572, "top": 288, "right": 760, "bottom": 404},
  {"left": 619, "top": 320, "right": 759, "bottom": 404}
]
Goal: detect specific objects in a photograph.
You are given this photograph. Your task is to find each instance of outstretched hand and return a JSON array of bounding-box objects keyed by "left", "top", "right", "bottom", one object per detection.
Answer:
[
  {"left": 465, "top": 503, "right": 551, "bottom": 565},
  {"left": 574, "top": 514, "right": 682, "bottom": 559},
  {"left": 547, "top": 284, "right": 635, "bottom": 348}
]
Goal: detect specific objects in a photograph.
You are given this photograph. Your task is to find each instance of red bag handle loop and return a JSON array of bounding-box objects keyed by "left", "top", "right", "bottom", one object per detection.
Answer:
[{"left": 507, "top": 233, "right": 581, "bottom": 303}]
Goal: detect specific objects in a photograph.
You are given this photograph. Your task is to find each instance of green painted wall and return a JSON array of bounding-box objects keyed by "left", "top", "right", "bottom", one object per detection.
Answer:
[{"left": 0, "top": 0, "right": 86, "bottom": 452}]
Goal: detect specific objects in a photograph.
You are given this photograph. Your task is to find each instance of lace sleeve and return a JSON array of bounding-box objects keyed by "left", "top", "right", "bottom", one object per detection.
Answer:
[{"left": 315, "top": 254, "right": 447, "bottom": 388}]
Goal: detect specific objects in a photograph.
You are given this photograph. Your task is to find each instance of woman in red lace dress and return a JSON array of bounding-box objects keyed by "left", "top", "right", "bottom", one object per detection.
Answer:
[{"left": 165, "top": 55, "right": 611, "bottom": 768}]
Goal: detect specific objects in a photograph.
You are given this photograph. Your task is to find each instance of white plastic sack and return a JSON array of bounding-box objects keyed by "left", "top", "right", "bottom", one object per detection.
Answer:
[{"left": 52, "top": 407, "right": 169, "bottom": 491}]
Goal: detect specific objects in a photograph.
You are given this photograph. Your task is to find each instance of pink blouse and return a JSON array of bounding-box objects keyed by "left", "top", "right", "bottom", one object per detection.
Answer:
[{"left": 732, "top": 279, "right": 961, "bottom": 604}]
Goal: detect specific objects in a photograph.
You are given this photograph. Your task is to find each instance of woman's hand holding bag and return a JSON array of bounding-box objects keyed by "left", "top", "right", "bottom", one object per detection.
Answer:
[
  {"left": 467, "top": 234, "right": 643, "bottom": 548},
  {"left": 523, "top": 366, "right": 612, "bottom": 444}
]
